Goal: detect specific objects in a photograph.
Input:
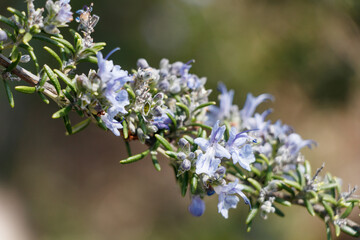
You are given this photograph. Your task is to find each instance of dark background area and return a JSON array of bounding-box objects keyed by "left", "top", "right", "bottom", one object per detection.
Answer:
[{"left": 0, "top": 0, "right": 360, "bottom": 239}]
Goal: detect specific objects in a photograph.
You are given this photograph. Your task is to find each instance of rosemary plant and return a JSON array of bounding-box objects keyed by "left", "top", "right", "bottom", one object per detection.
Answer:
[{"left": 0, "top": 1, "right": 358, "bottom": 239}]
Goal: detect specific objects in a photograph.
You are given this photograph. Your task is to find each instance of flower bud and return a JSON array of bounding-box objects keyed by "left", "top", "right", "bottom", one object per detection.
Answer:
[
  {"left": 180, "top": 159, "right": 191, "bottom": 171},
  {"left": 178, "top": 138, "right": 188, "bottom": 148},
  {"left": 177, "top": 152, "right": 186, "bottom": 160},
  {"left": 137, "top": 58, "right": 149, "bottom": 69},
  {"left": 188, "top": 195, "right": 205, "bottom": 217},
  {"left": 0, "top": 29, "right": 7, "bottom": 41},
  {"left": 20, "top": 55, "right": 31, "bottom": 63}
]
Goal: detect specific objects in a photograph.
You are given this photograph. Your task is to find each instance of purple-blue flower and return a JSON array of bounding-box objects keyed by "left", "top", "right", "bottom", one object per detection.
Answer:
[
  {"left": 214, "top": 179, "right": 250, "bottom": 219},
  {"left": 188, "top": 195, "right": 206, "bottom": 217},
  {"left": 194, "top": 121, "right": 230, "bottom": 176},
  {"left": 240, "top": 93, "right": 274, "bottom": 120},
  {"left": 207, "top": 83, "right": 234, "bottom": 125},
  {"left": 226, "top": 127, "right": 255, "bottom": 171},
  {"left": 97, "top": 50, "right": 132, "bottom": 87},
  {"left": 56, "top": 0, "right": 73, "bottom": 23},
  {"left": 285, "top": 133, "right": 317, "bottom": 156},
  {"left": 243, "top": 109, "right": 272, "bottom": 134},
  {"left": 152, "top": 110, "right": 173, "bottom": 130},
  {"left": 101, "top": 107, "right": 123, "bottom": 136}
]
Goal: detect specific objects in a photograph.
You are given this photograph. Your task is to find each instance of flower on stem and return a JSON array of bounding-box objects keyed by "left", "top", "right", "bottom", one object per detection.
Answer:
[
  {"left": 194, "top": 120, "right": 230, "bottom": 176},
  {"left": 214, "top": 179, "right": 250, "bottom": 219},
  {"left": 44, "top": 0, "right": 73, "bottom": 34},
  {"left": 206, "top": 83, "right": 239, "bottom": 126},
  {"left": 188, "top": 195, "right": 205, "bottom": 217},
  {"left": 226, "top": 127, "right": 256, "bottom": 171},
  {"left": 101, "top": 107, "right": 123, "bottom": 136},
  {"left": 285, "top": 133, "right": 317, "bottom": 157},
  {"left": 240, "top": 93, "right": 274, "bottom": 120}
]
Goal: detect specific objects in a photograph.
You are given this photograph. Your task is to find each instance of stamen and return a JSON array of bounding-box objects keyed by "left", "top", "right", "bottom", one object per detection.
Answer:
[{"left": 105, "top": 47, "right": 120, "bottom": 60}]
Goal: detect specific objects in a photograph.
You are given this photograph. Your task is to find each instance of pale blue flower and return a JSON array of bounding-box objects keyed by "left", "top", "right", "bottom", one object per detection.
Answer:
[
  {"left": 206, "top": 83, "right": 234, "bottom": 125},
  {"left": 226, "top": 127, "right": 255, "bottom": 171},
  {"left": 240, "top": 93, "right": 274, "bottom": 120},
  {"left": 188, "top": 195, "right": 205, "bottom": 217},
  {"left": 101, "top": 107, "right": 123, "bottom": 136},
  {"left": 244, "top": 109, "right": 272, "bottom": 134},
  {"left": 105, "top": 89, "right": 129, "bottom": 115},
  {"left": 214, "top": 179, "right": 250, "bottom": 219},
  {"left": 194, "top": 121, "right": 230, "bottom": 176},
  {"left": 270, "top": 120, "right": 293, "bottom": 141},
  {"left": 56, "top": 0, "right": 73, "bottom": 23},
  {"left": 286, "top": 133, "right": 317, "bottom": 156},
  {"left": 152, "top": 110, "right": 172, "bottom": 130},
  {"left": 0, "top": 29, "right": 7, "bottom": 41},
  {"left": 97, "top": 49, "right": 132, "bottom": 87}
]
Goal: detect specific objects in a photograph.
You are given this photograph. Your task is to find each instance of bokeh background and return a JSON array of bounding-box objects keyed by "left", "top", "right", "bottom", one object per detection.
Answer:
[{"left": 1, "top": 0, "right": 360, "bottom": 239}]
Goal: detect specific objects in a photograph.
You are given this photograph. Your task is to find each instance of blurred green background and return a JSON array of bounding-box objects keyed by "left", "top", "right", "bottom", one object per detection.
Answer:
[{"left": 1, "top": 0, "right": 360, "bottom": 239}]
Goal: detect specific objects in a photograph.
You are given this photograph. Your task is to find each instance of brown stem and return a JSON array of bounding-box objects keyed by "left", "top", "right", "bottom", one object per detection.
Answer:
[{"left": 0, "top": 53, "right": 59, "bottom": 101}]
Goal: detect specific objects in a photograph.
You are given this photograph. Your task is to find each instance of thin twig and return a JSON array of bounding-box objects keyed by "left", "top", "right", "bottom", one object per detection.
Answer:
[{"left": 0, "top": 53, "right": 59, "bottom": 101}]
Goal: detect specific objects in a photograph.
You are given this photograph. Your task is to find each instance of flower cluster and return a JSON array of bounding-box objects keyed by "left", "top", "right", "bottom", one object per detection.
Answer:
[{"left": 1, "top": 1, "right": 359, "bottom": 238}]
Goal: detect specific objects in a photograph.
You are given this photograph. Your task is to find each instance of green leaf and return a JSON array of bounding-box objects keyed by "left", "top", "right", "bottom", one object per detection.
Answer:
[
  {"left": 38, "top": 72, "right": 47, "bottom": 87},
  {"left": 0, "top": 15, "right": 18, "bottom": 31},
  {"left": 6, "top": 50, "right": 21, "bottom": 72},
  {"left": 166, "top": 112, "right": 177, "bottom": 129},
  {"left": 247, "top": 178, "right": 262, "bottom": 192},
  {"left": 23, "top": 32, "right": 32, "bottom": 44},
  {"left": 37, "top": 92, "right": 50, "bottom": 104},
  {"left": 190, "top": 175, "right": 198, "bottom": 194},
  {"left": 304, "top": 199, "right": 315, "bottom": 216},
  {"left": 53, "top": 69, "right": 76, "bottom": 93},
  {"left": 63, "top": 115, "right": 72, "bottom": 135},
  {"left": 15, "top": 86, "right": 36, "bottom": 94},
  {"left": 274, "top": 197, "right": 291, "bottom": 207},
  {"left": 273, "top": 205, "right": 285, "bottom": 217},
  {"left": 124, "top": 85, "right": 136, "bottom": 99},
  {"left": 155, "top": 134, "right": 174, "bottom": 151},
  {"left": 67, "top": 118, "right": 91, "bottom": 135},
  {"left": 341, "top": 202, "right": 354, "bottom": 219},
  {"left": 52, "top": 105, "right": 72, "bottom": 119},
  {"left": 188, "top": 122, "right": 212, "bottom": 130},
  {"left": 176, "top": 102, "right": 190, "bottom": 120},
  {"left": 165, "top": 151, "right": 177, "bottom": 159},
  {"left": 245, "top": 204, "right": 259, "bottom": 224},
  {"left": 122, "top": 120, "right": 129, "bottom": 139},
  {"left": 340, "top": 225, "right": 359, "bottom": 237},
  {"left": 193, "top": 101, "right": 216, "bottom": 112},
  {"left": 7, "top": 7, "right": 26, "bottom": 20},
  {"left": 51, "top": 36, "right": 75, "bottom": 54},
  {"left": 283, "top": 179, "right": 302, "bottom": 191},
  {"left": 150, "top": 151, "right": 161, "bottom": 171},
  {"left": 183, "top": 135, "right": 194, "bottom": 145},
  {"left": 334, "top": 224, "right": 340, "bottom": 237},
  {"left": 322, "top": 200, "right": 334, "bottom": 220},
  {"left": 3, "top": 80, "right": 14, "bottom": 108},
  {"left": 44, "top": 64, "right": 62, "bottom": 95},
  {"left": 326, "top": 222, "right": 332, "bottom": 240},
  {"left": 43, "top": 46, "right": 63, "bottom": 68},
  {"left": 181, "top": 171, "right": 189, "bottom": 197},
  {"left": 304, "top": 160, "right": 311, "bottom": 175},
  {"left": 318, "top": 183, "right": 339, "bottom": 191},
  {"left": 94, "top": 115, "right": 107, "bottom": 130},
  {"left": 322, "top": 194, "right": 337, "bottom": 205},
  {"left": 33, "top": 35, "right": 65, "bottom": 48},
  {"left": 76, "top": 56, "right": 98, "bottom": 64},
  {"left": 120, "top": 149, "right": 150, "bottom": 164}
]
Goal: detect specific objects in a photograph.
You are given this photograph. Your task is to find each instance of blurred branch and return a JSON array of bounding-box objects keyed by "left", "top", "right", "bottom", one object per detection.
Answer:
[
  {"left": 270, "top": 192, "right": 360, "bottom": 234},
  {"left": 0, "top": 53, "right": 59, "bottom": 101}
]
